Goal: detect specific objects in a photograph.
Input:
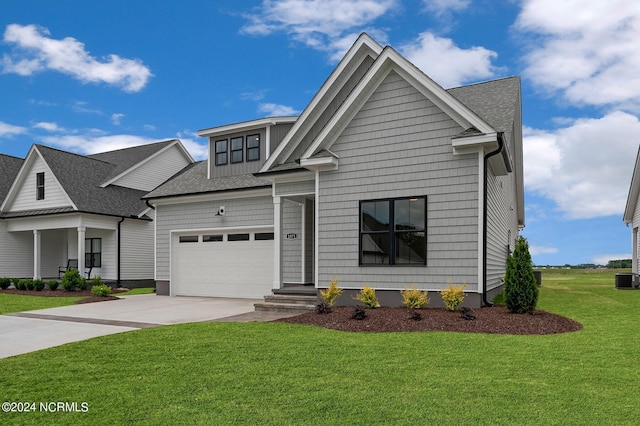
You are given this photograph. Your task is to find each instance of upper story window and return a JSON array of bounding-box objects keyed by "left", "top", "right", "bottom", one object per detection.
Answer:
[
  {"left": 247, "top": 134, "right": 260, "bottom": 161},
  {"left": 231, "top": 136, "right": 243, "bottom": 163},
  {"left": 359, "top": 196, "right": 426, "bottom": 266},
  {"left": 215, "top": 139, "right": 228, "bottom": 165},
  {"left": 36, "top": 172, "right": 45, "bottom": 200}
]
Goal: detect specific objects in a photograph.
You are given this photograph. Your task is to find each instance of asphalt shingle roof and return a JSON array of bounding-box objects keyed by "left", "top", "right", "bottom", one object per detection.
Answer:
[
  {"left": 144, "top": 161, "right": 271, "bottom": 199},
  {"left": 0, "top": 154, "right": 23, "bottom": 204},
  {"left": 88, "top": 140, "right": 177, "bottom": 182}
]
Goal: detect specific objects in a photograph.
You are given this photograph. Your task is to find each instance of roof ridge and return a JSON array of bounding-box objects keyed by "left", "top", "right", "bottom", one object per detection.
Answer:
[
  {"left": 87, "top": 139, "right": 177, "bottom": 157},
  {"left": 447, "top": 76, "right": 520, "bottom": 91},
  {"left": 0, "top": 153, "right": 24, "bottom": 160},
  {"left": 34, "top": 144, "right": 113, "bottom": 165}
]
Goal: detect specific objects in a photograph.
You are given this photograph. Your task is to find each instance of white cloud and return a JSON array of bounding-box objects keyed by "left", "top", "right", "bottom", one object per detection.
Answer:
[
  {"left": 176, "top": 130, "right": 208, "bottom": 161},
  {"left": 111, "top": 113, "right": 125, "bottom": 126},
  {"left": 241, "top": 0, "right": 396, "bottom": 60},
  {"left": 422, "top": 0, "right": 470, "bottom": 16},
  {"left": 592, "top": 254, "right": 632, "bottom": 265},
  {"left": 399, "top": 32, "right": 498, "bottom": 87},
  {"left": 258, "top": 103, "right": 300, "bottom": 116},
  {"left": 2, "top": 24, "right": 152, "bottom": 93},
  {"left": 529, "top": 245, "right": 559, "bottom": 256},
  {"left": 524, "top": 111, "right": 640, "bottom": 219},
  {"left": 515, "top": 0, "right": 640, "bottom": 110},
  {"left": 33, "top": 121, "right": 64, "bottom": 132},
  {"left": 0, "top": 121, "right": 27, "bottom": 137}
]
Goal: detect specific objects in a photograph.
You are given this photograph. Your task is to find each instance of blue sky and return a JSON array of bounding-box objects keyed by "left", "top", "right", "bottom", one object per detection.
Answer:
[{"left": 1, "top": 0, "right": 639, "bottom": 266}]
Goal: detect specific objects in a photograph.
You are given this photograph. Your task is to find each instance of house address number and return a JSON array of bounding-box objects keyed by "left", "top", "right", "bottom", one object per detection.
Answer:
[{"left": 286, "top": 233, "right": 298, "bottom": 239}]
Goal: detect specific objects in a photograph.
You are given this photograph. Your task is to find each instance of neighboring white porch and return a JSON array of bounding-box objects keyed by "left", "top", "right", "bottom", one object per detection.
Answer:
[{"left": 4, "top": 213, "right": 119, "bottom": 280}]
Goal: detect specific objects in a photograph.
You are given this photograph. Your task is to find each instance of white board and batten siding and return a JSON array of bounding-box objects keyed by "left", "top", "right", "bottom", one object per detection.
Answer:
[
  {"left": 8, "top": 155, "right": 71, "bottom": 212},
  {"left": 317, "top": 71, "right": 480, "bottom": 291},
  {"left": 109, "top": 145, "right": 192, "bottom": 192},
  {"left": 0, "top": 221, "right": 33, "bottom": 277}
]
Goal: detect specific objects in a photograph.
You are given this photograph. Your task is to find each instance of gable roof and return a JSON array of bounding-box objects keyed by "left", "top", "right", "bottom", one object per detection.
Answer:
[
  {"left": 0, "top": 142, "right": 185, "bottom": 219},
  {"left": 143, "top": 161, "right": 271, "bottom": 200},
  {"left": 624, "top": 147, "right": 640, "bottom": 224},
  {"left": 0, "top": 154, "right": 23, "bottom": 204},
  {"left": 89, "top": 139, "right": 194, "bottom": 187}
]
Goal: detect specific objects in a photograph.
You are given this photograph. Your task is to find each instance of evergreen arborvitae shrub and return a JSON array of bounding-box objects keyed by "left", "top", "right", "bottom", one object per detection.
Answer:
[{"left": 504, "top": 236, "right": 538, "bottom": 314}]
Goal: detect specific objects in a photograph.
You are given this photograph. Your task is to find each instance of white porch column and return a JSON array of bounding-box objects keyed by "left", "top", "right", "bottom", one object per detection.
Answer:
[
  {"left": 273, "top": 196, "right": 282, "bottom": 290},
  {"left": 33, "top": 230, "right": 41, "bottom": 280},
  {"left": 77, "top": 226, "right": 86, "bottom": 275}
]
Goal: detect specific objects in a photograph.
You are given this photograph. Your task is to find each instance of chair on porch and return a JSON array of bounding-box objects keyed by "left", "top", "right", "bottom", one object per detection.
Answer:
[{"left": 58, "top": 259, "right": 78, "bottom": 278}]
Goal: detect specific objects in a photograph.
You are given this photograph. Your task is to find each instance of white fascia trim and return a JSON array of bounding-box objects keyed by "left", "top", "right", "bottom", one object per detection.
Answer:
[
  {"left": 624, "top": 147, "right": 640, "bottom": 224},
  {"left": 299, "top": 157, "right": 338, "bottom": 171},
  {"left": 260, "top": 34, "right": 383, "bottom": 173},
  {"left": 100, "top": 140, "right": 194, "bottom": 188},
  {"left": 170, "top": 224, "right": 274, "bottom": 235},
  {"left": 451, "top": 133, "right": 499, "bottom": 155},
  {"left": 301, "top": 48, "right": 496, "bottom": 159},
  {"left": 258, "top": 170, "right": 315, "bottom": 184},
  {"left": 148, "top": 188, "right": 272, "bottom": 206},
  {"left": 197, "top": 117, "right": 298, "bottom": 138}
]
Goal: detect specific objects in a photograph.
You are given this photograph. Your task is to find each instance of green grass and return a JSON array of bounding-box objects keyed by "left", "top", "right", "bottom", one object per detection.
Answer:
[
  {"left": 116, "top": 287, "right": 155, "bottom": 296},
  {"left": 0, "top": 293, "right": 85, "bottom": 314},
  {"left": 0, "top": 269, "right": 638, "bottom": 425}
]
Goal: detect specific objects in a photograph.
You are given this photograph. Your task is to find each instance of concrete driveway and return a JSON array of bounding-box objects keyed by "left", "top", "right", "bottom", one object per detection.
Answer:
[{"left": 0, "top": 294, "right": 295, "bottom": 359}]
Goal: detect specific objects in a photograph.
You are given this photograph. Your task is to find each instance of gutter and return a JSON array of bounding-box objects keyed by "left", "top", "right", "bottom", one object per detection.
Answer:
[
  {"left": 117, "top": 217, "right": 125, "bottom": 287},
  {"left": 482, "top": 132, "right": 505, "bottom": 307}
]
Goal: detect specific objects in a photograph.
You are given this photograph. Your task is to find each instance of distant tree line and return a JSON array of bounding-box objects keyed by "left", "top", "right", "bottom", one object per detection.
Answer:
[
  {"left": 606, "top": 259, "right": 632, "bottom": 269},
  {"left": 533, "top": 260, "right": 632, "bottom": 269}
]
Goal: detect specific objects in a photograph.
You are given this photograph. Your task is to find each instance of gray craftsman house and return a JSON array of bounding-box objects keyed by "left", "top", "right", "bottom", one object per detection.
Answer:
[
  {"left": 145, "top": 33, "right": 524, "bottom": 307},
  {"left": 0, "top": 140, "right": 194, "bottom": 285}
]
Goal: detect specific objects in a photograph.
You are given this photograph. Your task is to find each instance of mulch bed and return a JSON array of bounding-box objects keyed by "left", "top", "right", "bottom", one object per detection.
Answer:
[
  {"left": 276, "top": 305, "right": 583, "bottom": 335},
  {"left": 1, "top": 288, "right": 128, "bottom": 304}
]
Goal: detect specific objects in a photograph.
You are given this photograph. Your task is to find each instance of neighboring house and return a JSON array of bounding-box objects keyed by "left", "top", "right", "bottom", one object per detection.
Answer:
[
  {"left": 144, "top": 33, "right": 524, "bottom": 307},
  {"left": 0, "top": 140, "right": 194, "bottom": 285},
  {"left": 623, "top": 147, "right": 640, "bottom": 277}
]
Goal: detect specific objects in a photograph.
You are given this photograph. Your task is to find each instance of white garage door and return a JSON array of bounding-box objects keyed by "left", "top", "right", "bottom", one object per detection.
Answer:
[{"left": 171, "top": 230, "right": 274, "bottom": 298}]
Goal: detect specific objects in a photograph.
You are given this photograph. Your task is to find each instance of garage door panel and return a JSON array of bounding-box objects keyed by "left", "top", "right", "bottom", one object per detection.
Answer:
[{"left": 171, "top": 234, "right": 273, "bottom": 298}]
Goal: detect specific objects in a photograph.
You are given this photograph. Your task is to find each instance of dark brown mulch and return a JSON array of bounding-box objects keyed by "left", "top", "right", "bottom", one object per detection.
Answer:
[
  {"left": 276, "top": 305, "right": 583, "bottom": 335},
  {"left": 0, "top": 288, "right": 128, "bottom": 304}
]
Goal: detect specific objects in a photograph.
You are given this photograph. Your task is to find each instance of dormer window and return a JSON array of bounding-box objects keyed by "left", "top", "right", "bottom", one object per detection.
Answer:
[
  {"left": 247, "top": 134, "right": 260, "bottom": 161},
  {"left": 36, "top": 172, "right": 45, "bottom": 200},
  {"left": 231, "top": 137, "right": 243, "bottom": 163},
  {"left": 215, "top": 139, "right": 228, "bottom": 165}
]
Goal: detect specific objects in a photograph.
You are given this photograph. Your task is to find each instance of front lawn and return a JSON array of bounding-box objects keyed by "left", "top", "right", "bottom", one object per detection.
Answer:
[{"left": 0, "top": 270, "right": 637, "bottom": 425}]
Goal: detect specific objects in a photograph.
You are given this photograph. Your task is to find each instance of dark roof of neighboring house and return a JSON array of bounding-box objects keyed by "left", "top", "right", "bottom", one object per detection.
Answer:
[
  {"left": 0, "top": 143, "right": 175, "bottom": 219},
  {"left": 0, "top": 154, "right": 23, "bottom": 204},
  {"left": 144, "top": 161, "right": 271, "bottom": 199},
  {"left": 447, "top": 76, "right": 520, "bottom": 143},
  {"left": 88, "top": 139, "right": 177, "bottom": 182}
]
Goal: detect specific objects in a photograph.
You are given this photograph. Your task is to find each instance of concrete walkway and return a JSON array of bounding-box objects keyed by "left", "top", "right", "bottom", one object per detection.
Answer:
[{"left": 0, "top": 294, "right": 299, "bottom": 359}]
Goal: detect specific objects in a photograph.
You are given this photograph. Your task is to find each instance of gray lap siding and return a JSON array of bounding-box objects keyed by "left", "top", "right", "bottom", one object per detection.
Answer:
[
  {"left": 155, "top": 196, "right": 274, "bottom": 281},
  {"left": 317, "top": 71, "right": 480, "bottom": 291}
]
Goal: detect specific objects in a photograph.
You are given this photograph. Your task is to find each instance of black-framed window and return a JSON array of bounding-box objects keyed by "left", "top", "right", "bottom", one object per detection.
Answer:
[
  {"left": 215, "top": 139, "right": 228, "bottom": 165},
  {"left": 246, "top": 134, "right": 260, "bottom": 161},
  {"left": 231, "top": 136, "right": 243, "bottom": 163},
  {"left": 228, "top": 233, "right": 250, "bottom": 241},
  {"left": 85, "top": 238, "right": 102, "bottom": 267},
  {"left": 179, "top": 235, "right": 199, "bottom": 243},
  {"left": 203, "top": 234, "right": 223, "bottom": 242},
  {"left": 36, "top": 172, "right": 45, "bottom": 200},
  {"left": 255, "top": 232, "right": 274, "bottom": 241},
  {"left": 359, "top": 196, "right": 426, "bottom": 266}
]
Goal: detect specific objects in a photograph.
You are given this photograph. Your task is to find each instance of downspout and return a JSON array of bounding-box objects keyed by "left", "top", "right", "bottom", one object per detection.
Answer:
[
  {"left": 117, "top": 217, "right": 125, "bottom": 287},
  {"left": 482, "top": 132, "right": 505, "bottom": 306}
]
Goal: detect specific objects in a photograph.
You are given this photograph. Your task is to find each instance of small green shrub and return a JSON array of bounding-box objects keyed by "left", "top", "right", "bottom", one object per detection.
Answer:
[
  {"left": 91, "top": 284, "right": 112, "bottom": 297},
  {"left": 90, "top": 275, "right": 105, "bottom": 287},
  {"left": 440, "top": 282, "right": 467, "bottom": 311},
  {"left": 25, "top": 279, "right": 35, "bottom": 291},
  {"left": 47, "top": 280, "right": 59, "bottom": 291},
  {"left": 62, "top": 269, "right": 84, "bottom": 291},
  {"left": 0, "top": 277, "right": 11, "bottom": 290},
  {"left": 33, "top": 279, "right": 45, "bottom": 291},
  {"left": 400, "top": 285, "right": 430, "bottom": 309},
  {"left": 15, "top": 279, "right": 27, "bottom": 290},
  {"left": 353, "top": 285, "right": 380, "bottom": 308},
  {"left": 320, "top": 279, "right": 343, "bottom": 306}
]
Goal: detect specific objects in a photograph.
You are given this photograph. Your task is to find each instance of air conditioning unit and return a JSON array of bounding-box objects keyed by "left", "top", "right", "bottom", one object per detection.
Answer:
[{"left": 615, "top": 273, "right": 634, "bottom": 289}]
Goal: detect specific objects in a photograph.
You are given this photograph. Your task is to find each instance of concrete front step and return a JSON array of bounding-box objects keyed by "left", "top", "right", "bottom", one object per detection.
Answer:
[
  {"left": 254, "top": 302, "right": 316, "bottom": 313},
  {"left": 263, "top": 294, "right": 317, "bottom": 305}
]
